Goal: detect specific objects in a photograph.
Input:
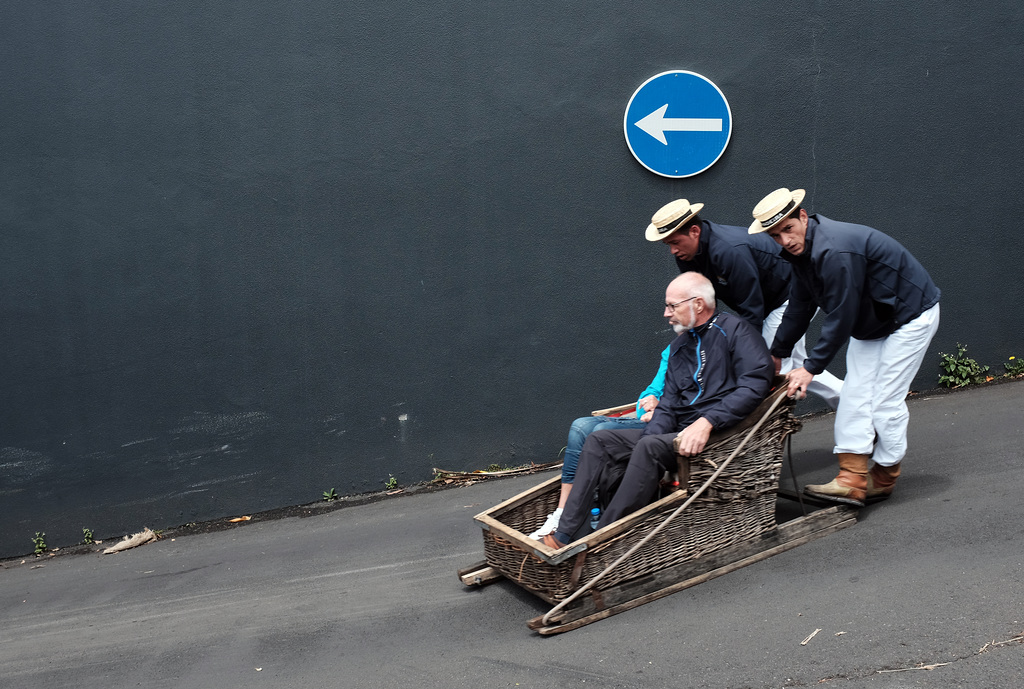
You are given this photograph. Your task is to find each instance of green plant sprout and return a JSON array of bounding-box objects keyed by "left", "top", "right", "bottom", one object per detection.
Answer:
[
  {"left": 32, "top": 532, "right": 47, "bottom": 555},
  {"left": 384, "top": 474, "right": 398, "bottom": 490},
  {"left": 938, "top": 343, "right": 990, "bottom": 388},
  {"left": 82, "top": 528, "right": 95, "bottom": 545},
  {"left": 322, "top": 488, "right": 339, "bottom": 502},
  {"left": 1005, "top": 355, "right": 1024, "bottom": 377}
]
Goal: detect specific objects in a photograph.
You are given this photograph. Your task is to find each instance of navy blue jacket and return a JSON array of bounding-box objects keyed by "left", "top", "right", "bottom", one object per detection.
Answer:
[
  {"left": 644, "top": 311, "right": 774, "bottom": 436},
  {"left": 771, "top": 214, "right": 941, "bottom": 374},
  {"left": 674, "top": 220, "right": 792, "bottom": 329}
]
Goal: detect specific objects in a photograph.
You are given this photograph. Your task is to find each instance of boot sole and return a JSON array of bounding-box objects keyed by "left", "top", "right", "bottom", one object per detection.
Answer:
[{"left": 804, "top": 488, "right": 865, "bottom": 508}]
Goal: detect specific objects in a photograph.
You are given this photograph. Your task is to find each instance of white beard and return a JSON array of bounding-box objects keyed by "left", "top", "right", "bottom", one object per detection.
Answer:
[{"left": 672, "top": 303, "right": 697, "bottom": 333}]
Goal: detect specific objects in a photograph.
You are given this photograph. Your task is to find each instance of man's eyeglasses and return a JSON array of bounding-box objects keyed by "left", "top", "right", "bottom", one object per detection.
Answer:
[{"left": 665, "top": 296, "right": 697, "bottom": 310}]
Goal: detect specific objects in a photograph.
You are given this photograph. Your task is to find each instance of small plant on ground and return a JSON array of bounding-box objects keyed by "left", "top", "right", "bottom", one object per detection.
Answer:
[
  {"left": 1005, "top": 356, "right": 1024, "bottom": 377},
  {"left": 32, "top": 532, "right": 47, "bottom": 555},
  {"left": 938, "top": 343, "right": 990, "bottom": 388},
  {"left": 384, "top": 474, "right": 398, "bottom": 490},
  {"left": 322, "top": 488, "right": 338, "bottom": 502},
  {"left": 82, "top": 528, "right": 95, "bottom": 545}
]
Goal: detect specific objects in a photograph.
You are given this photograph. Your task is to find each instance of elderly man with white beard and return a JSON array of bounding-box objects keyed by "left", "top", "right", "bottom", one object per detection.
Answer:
[{"left": 543, "top": 272, "right": 774, "bottom": 549}]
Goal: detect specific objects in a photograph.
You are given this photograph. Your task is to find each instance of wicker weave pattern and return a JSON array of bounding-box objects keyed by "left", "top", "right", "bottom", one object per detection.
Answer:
[{"left": 479, "top": 405, "right": 801, "bottom": 601}]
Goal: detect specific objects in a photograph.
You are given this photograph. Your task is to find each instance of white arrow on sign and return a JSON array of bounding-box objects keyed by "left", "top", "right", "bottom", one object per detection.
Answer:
[{"left": 634, "top": 104, "right": 723, "bottom": 145}]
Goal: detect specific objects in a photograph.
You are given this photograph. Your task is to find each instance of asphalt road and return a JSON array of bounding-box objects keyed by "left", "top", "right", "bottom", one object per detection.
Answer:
[{"left": 1, "top": 381, "right": 1022, "bottom": 689}]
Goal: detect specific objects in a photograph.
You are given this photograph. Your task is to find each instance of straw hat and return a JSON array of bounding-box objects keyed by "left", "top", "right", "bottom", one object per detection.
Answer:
[
  {"left": 748, "top": 188, "right": 806, "bottom": 234},
  {"left": 645, "top": 199, "right": 705, "bottom": 242}
]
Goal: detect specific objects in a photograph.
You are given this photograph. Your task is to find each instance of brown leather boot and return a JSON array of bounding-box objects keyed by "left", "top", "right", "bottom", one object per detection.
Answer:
[
  {"left": 804, "top": 453, "right": 869, "bottom": 507},
  {"left": 867, "top": 463, "right": 901, "bottom": 501}
]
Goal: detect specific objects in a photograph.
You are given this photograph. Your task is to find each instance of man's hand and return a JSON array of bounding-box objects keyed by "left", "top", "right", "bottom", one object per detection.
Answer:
[
  {"left": 786, "top": 367, "right": 814, "bottom": 400},
  {"left": 637, "top": 395, "right": 659, "bottom": 413},
  {"left": 640, "top": 410, "right": 654, "bottom": 422},
  {"left": 771, "top": 356, "right": 782, "bottom": 376},
  {"left": 675, "top": 417, "right": 713, "bottom": 456}
]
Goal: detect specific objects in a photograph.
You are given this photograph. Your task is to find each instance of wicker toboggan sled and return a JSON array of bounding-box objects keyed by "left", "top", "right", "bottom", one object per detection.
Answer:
[{"left": 459, "top": 382, "right": 857, "bottom": 634}]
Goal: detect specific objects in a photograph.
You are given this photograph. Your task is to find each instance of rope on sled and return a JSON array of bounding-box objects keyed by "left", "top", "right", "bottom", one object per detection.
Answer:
[{"left": 540, "top": 389, "right": 790, "bottom": 627}]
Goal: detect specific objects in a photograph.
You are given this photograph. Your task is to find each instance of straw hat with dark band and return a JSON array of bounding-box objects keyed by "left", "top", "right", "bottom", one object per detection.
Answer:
[
  {"left": 644, "top": 199, "right": 705, "bottom": 242},
  {"left": 748, "top": 188, "right": 806, "bottom": 234}
]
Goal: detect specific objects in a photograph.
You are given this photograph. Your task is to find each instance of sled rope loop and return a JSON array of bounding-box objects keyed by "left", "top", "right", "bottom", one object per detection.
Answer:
[{"left": 541, "top": 390, "right": 790, "bottom": 627}]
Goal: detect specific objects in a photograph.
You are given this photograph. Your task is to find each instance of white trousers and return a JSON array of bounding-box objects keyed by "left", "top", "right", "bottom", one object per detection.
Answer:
[
  {"left": 833, "top": 303, "right": 940, "bottom": 466},
  {"left": 762, "top": 302, "right": 844, "bottom": 410}
]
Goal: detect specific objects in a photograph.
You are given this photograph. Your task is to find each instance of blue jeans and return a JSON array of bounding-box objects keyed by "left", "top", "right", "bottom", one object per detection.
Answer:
[
  {"left": 553, "top": 428, "right": 678, "bottom": 543},
  {"left": 563, "top": 416, "right": 647, "bottom": 483}
]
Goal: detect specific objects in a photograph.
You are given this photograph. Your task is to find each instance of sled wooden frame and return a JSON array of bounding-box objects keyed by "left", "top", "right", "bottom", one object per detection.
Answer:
[
  {"left": 458, "top": 384, "right": 858, "bottom": 634},
  {"left": 460, "top": 503, "right": 856, "bottom": 634}
]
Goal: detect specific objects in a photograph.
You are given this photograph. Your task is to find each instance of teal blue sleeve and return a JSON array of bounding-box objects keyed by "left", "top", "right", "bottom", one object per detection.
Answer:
[{"left": 635, "top": 344, "right": 672, "bottom": 416}]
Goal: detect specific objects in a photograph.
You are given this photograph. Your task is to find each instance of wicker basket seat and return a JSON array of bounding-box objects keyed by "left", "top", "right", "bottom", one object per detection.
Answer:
[{"left": 473, "top": 386, "right": 801, "bottom": 603}]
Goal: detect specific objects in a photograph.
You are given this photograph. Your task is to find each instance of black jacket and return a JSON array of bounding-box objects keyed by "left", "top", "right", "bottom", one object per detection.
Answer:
[
  {"left": 674, "top": 220, "right": 792, "bottom": 328},
  {"left": 644, "top": 311, "right": 774, "bottom": 436},
  {"left": 771, "top": 214, "right": 941, "bottom": 374}
]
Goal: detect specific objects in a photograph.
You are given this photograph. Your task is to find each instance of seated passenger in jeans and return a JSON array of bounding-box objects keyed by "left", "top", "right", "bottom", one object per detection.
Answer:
[{"left": 528, "top": 345, "right": 673, "bottom": 540}]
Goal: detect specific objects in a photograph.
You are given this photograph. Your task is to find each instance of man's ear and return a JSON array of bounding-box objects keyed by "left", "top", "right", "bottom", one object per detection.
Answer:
[{"left": 690, "top": 224, "right": 701, "bottom": 239}]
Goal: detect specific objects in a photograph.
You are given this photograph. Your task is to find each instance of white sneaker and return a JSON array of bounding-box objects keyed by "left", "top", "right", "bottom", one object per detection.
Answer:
[{"left": 528, "top": 508, "right": 562, "bottom": 540}]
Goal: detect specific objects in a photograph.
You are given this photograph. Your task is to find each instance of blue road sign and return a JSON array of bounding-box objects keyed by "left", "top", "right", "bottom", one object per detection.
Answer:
[{"left": 623, "top": 71, "right": 732, "bottom": 178}]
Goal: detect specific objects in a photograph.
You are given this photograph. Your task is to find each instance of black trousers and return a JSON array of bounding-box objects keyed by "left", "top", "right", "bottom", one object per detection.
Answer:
[{"left": 556, "top": 428, "right": 679, "bottom": 539}]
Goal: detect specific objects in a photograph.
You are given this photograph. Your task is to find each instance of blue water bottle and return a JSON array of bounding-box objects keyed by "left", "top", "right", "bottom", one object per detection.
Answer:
[{"left": 590, "top": 507, "right": 601, "bottom": 531}]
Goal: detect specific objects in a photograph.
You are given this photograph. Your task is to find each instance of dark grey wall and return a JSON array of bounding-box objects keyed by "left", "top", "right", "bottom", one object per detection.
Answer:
[{"left": 3, "top": 2, "right": 1022, "bottom": 557}]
